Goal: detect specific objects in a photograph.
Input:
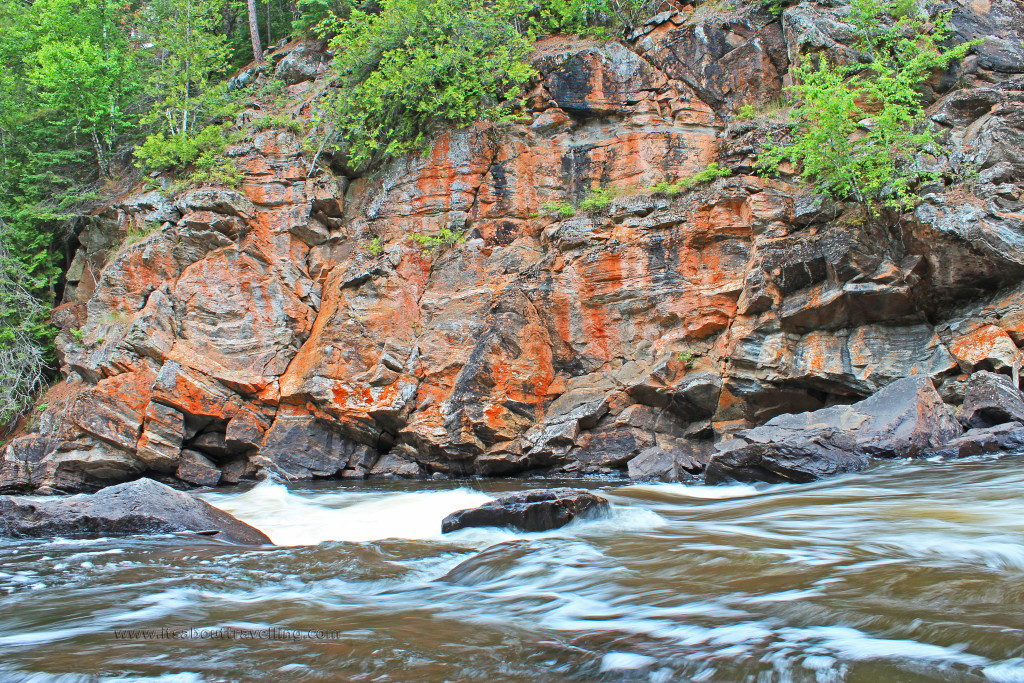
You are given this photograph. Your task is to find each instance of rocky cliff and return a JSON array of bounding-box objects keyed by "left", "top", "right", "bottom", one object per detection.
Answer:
[{"left": 4, "top": 0, "right": 1024, "bottom": 492}]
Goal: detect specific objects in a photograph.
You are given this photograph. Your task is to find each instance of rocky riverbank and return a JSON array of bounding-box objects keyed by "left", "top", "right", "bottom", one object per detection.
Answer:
[{"left": 3, "top": 0, "right": 1024, "bottom": 493}]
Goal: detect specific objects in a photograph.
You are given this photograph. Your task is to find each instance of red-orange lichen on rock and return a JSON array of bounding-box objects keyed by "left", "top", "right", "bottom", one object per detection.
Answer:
[{"left": 8, "top": 2, "right": 1024, "bottom": 490}]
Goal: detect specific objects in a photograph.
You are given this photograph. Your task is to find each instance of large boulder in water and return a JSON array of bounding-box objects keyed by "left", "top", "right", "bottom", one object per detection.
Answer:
[
  {"left": 957, "top": 371, "right": 1024, "bottom": 428},
  {"left": 441, "top": 488, "right": 610, "bottom": 533},
  {"left": 705, "top": 376, "right": 963, "bottom": 484},
  {"left": 0, "top": 478, "right": 270, "bottom": 545}
]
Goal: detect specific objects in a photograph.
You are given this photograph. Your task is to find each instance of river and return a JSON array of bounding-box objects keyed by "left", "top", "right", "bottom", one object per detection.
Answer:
[{"left": 2, "top": 453, "right": 1023, "bottom": 682}]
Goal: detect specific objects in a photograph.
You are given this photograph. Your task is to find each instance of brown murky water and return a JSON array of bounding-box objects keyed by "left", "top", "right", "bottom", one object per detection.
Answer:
[{"left": 2, "top": 453, "right": 1024, "bottom": 682}]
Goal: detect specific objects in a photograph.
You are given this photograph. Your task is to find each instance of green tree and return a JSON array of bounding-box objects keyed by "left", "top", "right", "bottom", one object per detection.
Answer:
[
  {"left": 0, "top": 0, "right": 75, "bottom": 303},
  {"left": 760, "top": 0, "right": 977, "bottom": 210},
  {"left": 27, "top": 0, "right": 141, "bottom": 178},
  {"left": 143, "top": 0, "right": 233, "bottom": 138}
]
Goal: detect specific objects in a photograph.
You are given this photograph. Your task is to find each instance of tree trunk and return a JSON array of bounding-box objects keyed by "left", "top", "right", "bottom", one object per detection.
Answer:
[
  {"left": 247, "top": 0, "right": 263, "bottom": 64},
  {"left": 91, "top": 128, "right": 109, "bottom": 178}
]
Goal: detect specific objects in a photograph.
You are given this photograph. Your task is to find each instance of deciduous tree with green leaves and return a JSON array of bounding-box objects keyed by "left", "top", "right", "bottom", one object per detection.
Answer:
[
  {"left": 27, "top": 0, "right": 141, "bottom": 178},
  {"left": 143, "top": 0, "right": 234, "bottom": 137}
]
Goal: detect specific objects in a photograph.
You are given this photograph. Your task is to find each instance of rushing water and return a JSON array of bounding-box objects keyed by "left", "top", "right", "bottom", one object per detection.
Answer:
[{"left": 3, "top": 453, "right": 1024, "bottom": 682}]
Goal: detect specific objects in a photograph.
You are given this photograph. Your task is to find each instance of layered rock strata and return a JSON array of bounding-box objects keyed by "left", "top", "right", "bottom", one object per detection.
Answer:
[{"left": 4, "top": 0, "right": 1024, "bottom": 491}]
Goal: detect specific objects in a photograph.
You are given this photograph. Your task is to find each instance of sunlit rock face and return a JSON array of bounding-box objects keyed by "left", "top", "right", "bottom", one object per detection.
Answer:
[{"left": 5, "top": 0, "right": 1024, "bottom": 491}]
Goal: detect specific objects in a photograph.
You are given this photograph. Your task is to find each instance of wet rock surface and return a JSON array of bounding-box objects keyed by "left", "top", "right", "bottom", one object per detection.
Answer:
[
  {"left": 7, "top": 0, "right": 1024, "bottom": 491},
  {"left": 0, "top": 478, "right": 271, "bottom": 544},
  {"left": 441, "top": 489, "right": 610, "bottom": 532}
]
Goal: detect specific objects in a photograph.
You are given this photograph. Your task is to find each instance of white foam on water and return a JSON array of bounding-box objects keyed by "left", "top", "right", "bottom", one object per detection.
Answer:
[
  {"left": 985, "top": 659, "right": 1024, "bottom": 683},
  {"left": 201, "top": 480, "right": 666, "bottom": 546},
  {"left": 201, "top": 480, "right": 494, "bottom": 545},
  {"left": 600, "top": 652, "right": 658, "bottom": 671},
  {"left": 778, "top": 626, "right": 989, "bottom": 666},
  {"left": 0, "top": 672, "right": 94, "bottom": 683},
  {"left": 801, "top": 655, "right": 838, "bottom": 671},
  {"left": 104, "top": 675, "right": 204, "bottom": 682},
  {"left": 619, "top": 482, "right": 761, "bottom": 500},
  {"left": 0, "top": 626, "right": 101, "bottom": 648},
  {"left": 886, "top": 535, "right": 1024, "bottom": 571}
]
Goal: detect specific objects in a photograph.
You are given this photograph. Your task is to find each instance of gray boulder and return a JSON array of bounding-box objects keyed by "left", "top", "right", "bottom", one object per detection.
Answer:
[
  {"left": 957, "top": 371, "right": 1024, "bottom": 428},
  {"left": 274, "top": 43, "right": 329, "bottom": 85},
  {"left": 705, "top": 376, "right": 963, "bottom": 484},
  {"left": 176, "top": 449, "right": 222, "bottom": 487},
  {"left": 0, "top": 478, "right": 270, "bottom": 544},
  {"left": 929, "top": 422, "right": 1024, "bottom": 458},
  {"left": 254, "top": 412, "right": 379, "bottom": 480},
  {"left": 626, "top": 445, "right": 710, "bottom": 482},
  {"left": 441, "top": 488, "right": 610, "bottom": 533},
  {"left": 705, "top": 435, "right": 870, "bottom": 485}
]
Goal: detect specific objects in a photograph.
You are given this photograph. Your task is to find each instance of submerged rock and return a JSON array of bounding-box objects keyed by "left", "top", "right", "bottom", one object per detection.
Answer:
[
  {"left": 705, "top": 376, "right": 963, "bottom": 484},
  {"left": 441, "top": 488, "right": 610, "bottom": 533},
  {"left": 0, "top": 478, "right": 270, "bottom": 544}
]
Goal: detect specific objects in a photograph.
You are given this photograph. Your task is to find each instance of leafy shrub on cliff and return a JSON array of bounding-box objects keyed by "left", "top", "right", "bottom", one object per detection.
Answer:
[
  {"left": 759, "top": 0, "right": 977, "bottom": 210},
  {"left": 410, "top": 226, "right": 466, "bottom": 251},
  {"left": 542, "top": 200, "right": 577, "bottom": 217},
  {"left": 653, "top": 163, "right": 732, "bottom": 196},
  {"left": 135, "top": 122, "right": 242, "bottom": 187},
  {"left": 323, "top": 0, "right": 535, "bottom": 167},
  {"left": 540, "top": 164, "right": 731, "bottom": 217},
  {"left": 318, "top": 0, "right": 662, "bottom": 167},
  {"left": 533, "top": 0, "right": 662, "bottom": 35},
  {"left": 251, "top": 114, "right": 305, "bottom": 135},
  {"left": 135, "top": 123, "right": 231, "bottom": 171}
]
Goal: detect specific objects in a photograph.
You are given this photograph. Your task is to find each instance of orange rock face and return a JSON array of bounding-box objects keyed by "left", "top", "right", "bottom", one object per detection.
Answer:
[{"left": 6, "top": 1, "right": 1024, "bottom": 491}]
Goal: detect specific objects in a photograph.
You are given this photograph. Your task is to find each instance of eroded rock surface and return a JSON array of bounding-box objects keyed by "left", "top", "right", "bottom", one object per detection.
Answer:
[
  {"left": 6, "top": 0, "right": 1024, "bottom": 491},
  {"left": 930, "top": 422, "right": 1024, "bottom": 459}
]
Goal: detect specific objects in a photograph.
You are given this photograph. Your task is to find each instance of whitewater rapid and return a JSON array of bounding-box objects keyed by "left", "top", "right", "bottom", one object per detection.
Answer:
[
  {"left": 2, "top": 454, "right": 1024, "bottom": 681},
  {"left": 198, "top": 478, "right": 665, "bottom": 545}
]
